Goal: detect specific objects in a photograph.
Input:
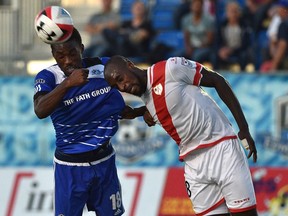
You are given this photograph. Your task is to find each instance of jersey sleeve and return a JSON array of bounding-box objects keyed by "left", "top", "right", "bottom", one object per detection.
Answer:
[
  {"left": 34, "top": 69, "right": 56, "bottom": 95},
  {"left": 167, "top": 57, "right": 203, "bottom": 86},
  {"left": 100, "top": 57, "right": 111, "bottom": 65}
]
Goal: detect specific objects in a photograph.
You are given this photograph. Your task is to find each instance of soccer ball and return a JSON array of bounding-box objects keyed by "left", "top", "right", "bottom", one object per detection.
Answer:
[{"left": 34, "top": 6, "right": 74, "bottom": 44}]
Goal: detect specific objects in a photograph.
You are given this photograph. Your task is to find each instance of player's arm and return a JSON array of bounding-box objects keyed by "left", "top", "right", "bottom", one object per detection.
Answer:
[
  {"left": 121, "top": 105, "right": 155, "bottom": 126},
  {"left": 34, "top": 81, "right": 71, "bottom": 119},
  {"left": 34, "top": 69, "right": 89, "bottom": 119},
  {"left": 200, "top": 67, "right": 257, "bottom": 162},
  {"left": 120, "top": 105, "right": 146, "bottom": 119}
]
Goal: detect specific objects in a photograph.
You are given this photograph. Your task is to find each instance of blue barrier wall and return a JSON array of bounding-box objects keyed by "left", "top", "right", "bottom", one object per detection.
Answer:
[{"left": 0, "top": 74, "right": 288, "bottom": 167}]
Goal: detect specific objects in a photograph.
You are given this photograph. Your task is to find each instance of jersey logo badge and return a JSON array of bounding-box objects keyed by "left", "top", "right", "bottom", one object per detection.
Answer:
[
  {"left": 91, "top": 69, "right": 102, "bottom": 75},
  {"left": 153, "top": 83, "right": 163, "bottom": 95}
]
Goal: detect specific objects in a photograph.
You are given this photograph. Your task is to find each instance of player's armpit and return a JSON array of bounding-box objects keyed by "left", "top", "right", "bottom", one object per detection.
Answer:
[{"left": 199, "top": 67, "right": 224, "bottom": 88}]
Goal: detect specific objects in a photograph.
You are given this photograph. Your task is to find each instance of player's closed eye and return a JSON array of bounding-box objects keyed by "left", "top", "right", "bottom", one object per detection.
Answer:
[{"left": 57, "top": 56, "right": 65, "bottom": 60}]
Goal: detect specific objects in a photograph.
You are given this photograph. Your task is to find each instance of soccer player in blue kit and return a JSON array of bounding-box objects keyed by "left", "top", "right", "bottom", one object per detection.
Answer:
[{"left": 33, "top": 28, "right": 147, "bottom": 216}]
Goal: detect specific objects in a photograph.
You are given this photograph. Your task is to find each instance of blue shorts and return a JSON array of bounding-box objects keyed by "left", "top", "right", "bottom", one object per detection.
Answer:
[{"left": 53, "top": 148, "right": 124, "bottom": 216}]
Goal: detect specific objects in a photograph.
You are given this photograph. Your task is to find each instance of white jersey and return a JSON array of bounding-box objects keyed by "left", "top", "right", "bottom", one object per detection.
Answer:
[{"left": 141, "top": 57, "right": 237, "bottom": 160}]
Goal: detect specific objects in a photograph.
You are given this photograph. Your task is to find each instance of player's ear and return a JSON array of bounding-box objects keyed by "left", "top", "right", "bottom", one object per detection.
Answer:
[{"left": 126, "top": 58, "right": 134, "bottom": 68}]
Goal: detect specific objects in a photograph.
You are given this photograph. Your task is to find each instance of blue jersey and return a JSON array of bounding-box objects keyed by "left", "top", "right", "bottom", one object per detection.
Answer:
[{"left": 34, "top": 57, "right": 125, "bottom": 154}]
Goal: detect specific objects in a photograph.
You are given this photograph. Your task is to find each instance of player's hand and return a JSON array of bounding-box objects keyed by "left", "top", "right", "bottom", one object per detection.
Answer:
[
  {"left": 143, "top": 110, "right": 155, "bottom": 127},
  {"left": 238, "top": 130, "right": 257, "bottom": 163},
  {"left": 66, "top": 69, "right": 89, "bottom": 87}
]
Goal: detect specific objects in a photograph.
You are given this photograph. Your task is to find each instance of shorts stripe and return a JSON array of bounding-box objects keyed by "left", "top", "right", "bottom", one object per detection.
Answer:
[{"left": 196, "top": 198, "right": 225, "bottom": 216}]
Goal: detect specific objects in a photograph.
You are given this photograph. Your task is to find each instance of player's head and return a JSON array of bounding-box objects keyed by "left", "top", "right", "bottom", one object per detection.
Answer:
[
  {"left": 51, "top": 28, "right": 84, "bottom": 76},
  {"left": 104, "top": 55, "right": 147, "bottom": 97},
  {"left": 277, "top": 0, "right": 288, "bottom": 18},
  {"left": 191, "top": 0, "right": 203, "bottom": 14}
]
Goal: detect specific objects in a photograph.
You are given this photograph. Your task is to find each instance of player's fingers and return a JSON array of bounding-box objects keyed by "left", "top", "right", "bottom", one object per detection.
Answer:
[
  {"left": 146, "top": 120, "right": 155, "bottom": 127},
  {"left": 247, "top": 150, "right": 252, "bottom": 159},
  {"left": 82, "top": 69, "right": 89, "bottom": 82},
  {"left": 253, "top": 151, "right": 257, "bottom": 163},
  {"left": 83, "top": 68, "right": 89, "bottom": 75},
  {"left": 247, "top": 150, "right": 257, "bottom": 163}
]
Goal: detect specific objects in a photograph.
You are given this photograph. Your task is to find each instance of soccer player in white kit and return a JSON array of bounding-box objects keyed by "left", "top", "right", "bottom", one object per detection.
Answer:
[{"left": 104, "top": 55, "right": 258, "bottom": 216}]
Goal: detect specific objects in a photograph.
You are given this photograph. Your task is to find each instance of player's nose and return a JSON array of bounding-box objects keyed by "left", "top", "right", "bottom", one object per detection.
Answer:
[{"left": 63, "top": 56, "right": 73, "bottom": 65}]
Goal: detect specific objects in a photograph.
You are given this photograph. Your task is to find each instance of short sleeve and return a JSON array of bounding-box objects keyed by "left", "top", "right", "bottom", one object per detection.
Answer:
[
  {"left": 34, "top": 69, "right": 56, "bottom": 95},
  {"left": 167, "top": 57, "right": 203, "bottom": 86},
  {"left": 100, "top": 57, "right": 110, "bottom": 65}
]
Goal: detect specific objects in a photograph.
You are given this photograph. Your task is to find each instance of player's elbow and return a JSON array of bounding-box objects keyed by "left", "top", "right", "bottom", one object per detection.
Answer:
[
  {"left": 34, "top": 108, "right": 49, "bottom": 119},
  {"left": 213, "top": 74, "right": 230, "bottom": 92},
  {"left": 35, "top": 112, "right": 47, "bottom": 119}
]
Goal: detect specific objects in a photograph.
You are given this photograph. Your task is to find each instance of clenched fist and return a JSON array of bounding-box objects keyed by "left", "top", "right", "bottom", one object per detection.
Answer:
[{"left": 66, "top": 68, "right": 89, "bottom": 87}]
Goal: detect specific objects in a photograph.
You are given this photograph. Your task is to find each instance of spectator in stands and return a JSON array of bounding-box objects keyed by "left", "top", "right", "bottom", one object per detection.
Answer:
[
  {"left": 253, "top": 0, "right": 277, "bottom": 34},
  {"left": 83, "top": 0, "right": 120, "bottom": 57},
  {"left": 242, "top": 0, "right": 261, "bottom": 30},
  {"left": 174, "top": 0, "right": 215, "bottom": 30},
  {"left": 266, "top": 5, "right": 281, "bottom": 44},
  {"left": 260, "top": 4, "right": 281, "bottom": 63},
  {"left": 181, "top": 0, "right": 215, "bottom": 63},
  {"left": 203, "top": 0, "right": 216, "bottom": 18},
  {"left": 260, "top": 0, "right": 288, "bottom": 72},
  {"left": 246, "top": 0, "right": 277, "bottom": 69},
  {"left": 212, "top": 1, "right": 252, "bottom": 71},
  {"left": 173, "top": 0, "right": 191, "bottom": 30},
  {"left": 103, "top": 0, "right": 155, "bottom": 62}
]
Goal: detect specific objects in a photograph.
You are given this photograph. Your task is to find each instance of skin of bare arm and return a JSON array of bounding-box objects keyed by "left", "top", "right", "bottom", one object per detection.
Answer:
[
  {"left": 34, "top": 68, "right": 89, "bottom": 119},
  {"left": 200, "top": 67, "right": 257, "bottom": 162}
]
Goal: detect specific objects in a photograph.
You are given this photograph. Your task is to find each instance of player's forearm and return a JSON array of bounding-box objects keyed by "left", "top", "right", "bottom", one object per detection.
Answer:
[
  {"left": 215, "top": 78, "right": 249, "bottom": 131},
  {"left": 121, "top": 105, "right": 147, "bottom": 119},
  {"left": 34, "top": 80, "right": 71, "bottom": 119},
  {"left": 132, "top": 106, "right": 147, "bottom": 117}
]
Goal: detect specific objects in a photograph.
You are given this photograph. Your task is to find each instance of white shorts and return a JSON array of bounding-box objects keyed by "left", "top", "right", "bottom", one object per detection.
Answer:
[{"left": 184, "top": 139, "right": 256, "bottom": 215}]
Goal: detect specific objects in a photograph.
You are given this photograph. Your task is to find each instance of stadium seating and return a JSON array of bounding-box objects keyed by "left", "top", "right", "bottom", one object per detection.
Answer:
[
  {"left": 119, "top": 0, "right": 149, "bottom": 21},
  {"left": 254, "top": 30, "right": 269, "bottom": 70},
  {"left": 152, "top": 30, "right": 185, "bottom": 58},
  {"left": 150, "top": 0, "right": 182, "bottom": 31}
]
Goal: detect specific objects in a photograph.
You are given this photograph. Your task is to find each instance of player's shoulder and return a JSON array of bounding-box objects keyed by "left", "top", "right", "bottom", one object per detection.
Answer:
[
  {"left": 35, "top": 64, "right": 64, "bottom": 84},
  {"left": 166, "top": 57, "right": 183, "bottom": 65},
  {"left": 36, "top": 65, "right": 53, "bottom": 77},
  {"left": 83, "top": 57, "right": 110, "bottom": 79},
  {"left": 166, "top": 57, "right": 198, "bottom": 69}
]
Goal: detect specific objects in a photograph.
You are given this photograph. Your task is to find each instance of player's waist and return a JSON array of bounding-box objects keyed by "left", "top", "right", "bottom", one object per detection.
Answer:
[
  {"left": 179, "top": 135, "right": 238, "bottom": 161},
  {"left": 54, "top": 140, "right": 112, "bottom": 163}
]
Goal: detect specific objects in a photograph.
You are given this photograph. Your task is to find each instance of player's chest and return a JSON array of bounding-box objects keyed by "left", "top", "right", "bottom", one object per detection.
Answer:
[
  {"left": 145, "top": 83, "right": 188, "bottom": 119},
  {"left": 61, "top": 79, "right": 112, "bottom": 105}
]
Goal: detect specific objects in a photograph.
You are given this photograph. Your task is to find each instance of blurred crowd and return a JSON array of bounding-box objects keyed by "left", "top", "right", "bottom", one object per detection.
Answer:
[{"left": 83, "top": 0, "right": 288, "bottom": 73}]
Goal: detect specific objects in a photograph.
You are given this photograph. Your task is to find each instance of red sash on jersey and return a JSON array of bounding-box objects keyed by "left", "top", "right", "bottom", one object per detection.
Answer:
[{"left": 151, "top": 61, "right": 181, "bottom": 145}]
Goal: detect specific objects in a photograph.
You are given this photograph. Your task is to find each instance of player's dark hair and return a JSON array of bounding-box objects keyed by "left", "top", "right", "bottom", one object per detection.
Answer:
[
  {"left": 50, "top": 27, "right": 82, "bottom": 49},
  {"left": 66, "top": 27, "right": 82, "bottom": 45}
]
